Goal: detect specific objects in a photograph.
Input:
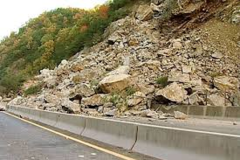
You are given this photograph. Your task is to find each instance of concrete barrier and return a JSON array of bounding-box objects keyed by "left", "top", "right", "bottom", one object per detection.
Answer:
[
  {"left": 17, "top": 107, "right": 32, "bottom": 118},
  {"left": 28, "top": 109, "right": 41, "bottom": 122},
  {"left": 55, "top": 113, "right": 86, "bottom": 135},
  {"left": 133, "top": 124, "right": 240, "bottom": 160},
  {"left": 38, "top": 110, "right": 59, "bottom": 127},
  {"left": 6, "top": 105, "right": 240, "bottom": 160},
  {"left": 82, "top": 117, "right": 138, "bottom": 150},
  {"left": 8, "top": 105, "right": 22, "bottom": 116}
]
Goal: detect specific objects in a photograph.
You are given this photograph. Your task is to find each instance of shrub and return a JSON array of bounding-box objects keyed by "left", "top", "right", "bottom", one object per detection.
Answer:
[
  {"left": 156, "top": 76, "right": 169, "bottom": 87},
  {"left": 0, "top": 73, "right": 26, "bottom": 94},
  {"left": 24, "top": 83, "right": 43, "bottom": 96},
  {"left": 125, "top": 86, "right": 136, "bottom": 96},
  {"left": 109, "top": 93, "right": 122, "bottom": 106}
]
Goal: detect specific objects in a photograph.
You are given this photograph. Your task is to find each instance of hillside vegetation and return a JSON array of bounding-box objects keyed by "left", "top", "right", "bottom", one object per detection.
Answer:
[{"left": 0, "top": 0, "right": 138, "bottom": 95}]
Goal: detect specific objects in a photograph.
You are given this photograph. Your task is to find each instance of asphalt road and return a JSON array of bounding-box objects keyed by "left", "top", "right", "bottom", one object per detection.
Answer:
[{"left": 0, "top": 112, "right": 126, "bottom": 160}]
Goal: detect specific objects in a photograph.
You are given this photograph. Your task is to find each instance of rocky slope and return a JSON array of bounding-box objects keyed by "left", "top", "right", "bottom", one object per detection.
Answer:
[{"left": 9, "top": 0, "right": 240, "bottom": 119}]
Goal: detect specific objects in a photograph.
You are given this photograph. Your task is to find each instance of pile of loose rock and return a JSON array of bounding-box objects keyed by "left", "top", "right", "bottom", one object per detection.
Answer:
[{"left": 8, "top": 0, "right": 240, "bottom": 120}]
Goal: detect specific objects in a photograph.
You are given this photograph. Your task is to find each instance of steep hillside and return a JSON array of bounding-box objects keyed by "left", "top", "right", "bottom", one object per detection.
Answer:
[
  {"left": 0, "top": 0, "right": 139, "bottom": 95},
  {"left": 8, "top": 0, "right": 240, "bottom": 118}
]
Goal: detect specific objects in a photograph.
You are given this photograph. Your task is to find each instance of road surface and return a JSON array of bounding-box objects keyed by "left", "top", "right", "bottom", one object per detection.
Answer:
[{"left": 0, "top": 112, "right": 142, "bottom": 160}]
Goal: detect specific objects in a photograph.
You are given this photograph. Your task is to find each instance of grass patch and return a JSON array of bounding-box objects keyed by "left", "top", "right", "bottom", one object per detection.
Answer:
[
  {"left": 156, "top": 76, "right": 169, "bottom": 87},
  {"left": 125, "top": 86, "right": 136, "bottom": 96},
  {"left": 24, "top": 83, "right": 43, "bottom": 96}
]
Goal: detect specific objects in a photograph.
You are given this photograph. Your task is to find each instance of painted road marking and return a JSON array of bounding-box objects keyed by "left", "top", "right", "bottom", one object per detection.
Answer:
[{"left": 3, "top": 112, "right": 136, "bottom": 160}]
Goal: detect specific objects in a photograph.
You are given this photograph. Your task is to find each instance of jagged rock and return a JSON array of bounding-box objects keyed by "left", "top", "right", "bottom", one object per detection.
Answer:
[
  {"left": 174, "top": 111, "right": 187, "bottom": 120},
  {"left": 188, "top": 92, "right": 205, "bottom": 105},
  {"left": 106, "top": 66, "right": 130, "bottom": 76},
  {"left": 127, "top": 98, "right": 142, "bottom": 107},
  {"left": 232, "top": 7, "right": 240, "bottom": 24},
  {"left": 172, "top": 41, "right": 183, "bottom": 49},
  {"left": 182, "top": 65, "right": 192, "bottom": 74},
  {"left": 39, "top": 69, "right": 52, "bottom": 78},
  {"left": 138, "top": 84, "right": 155, "bottom": 95},
  {"left": 103, "top": 102, "right": 114, "bottom": 108},
  {"left": 99, "top": 74, "right": 131, "bottom": 93},
  {"left": 108, "top": 32, "right": 121, "bottom": 44},
  {"left": 141, "top": 60, "right": 161, "bottom": 71},
  {"left": 72, "top": 84, "right": 95, "bottom": 98},
  {"left": 127, "top": 91, "right": 146, "bottom": 107},
  {"left": 214, "top": 76, "right": 239, "bottom": 92},
  {"left": 45, "top": 76, "right": 58, "bottom": 88},
  {"left": 61, "top": 98, "right": 80, "bottom": 113},
  {"left": 156, "top": 82, "right": 188, "bottom": 103},
  {"left": 168, "top": 72, "right": 190, "bottom": 83},
  {"left": 82, "top": 108, "right": 99, "bottom": 116},
  {"left": 42, "top": 103, "right": 56, "bottom": 110},
  {"left": 82, "top": 94, "right": 105, "bottom": 107},
  {"left": 104, "top": 109, "right": 118, "bottom": 117},
  {"left": 207, "top": 94, "right": 226, "bottom": 106},
  {"left": 44, "top": 94, "right": 60, "bottom": 105},
  {"left": 8, "top": 96, "right": 24, "bottom": 106},
  {"left": 70, "top": 64, "right": 84, "bottom": 72},
  {"left": 212, "top": 52, "right": 223, "bottom": 59},
  {"left": 151, "top": 0, "right": 163, "bottom": 5},
  {"left": 135, "top": 5, "right": 153, "bottom": 21},
  {"left": 157, "top": 49, "right": 172, "bottom": 56},
  {"left": 140, "top": 109, "right": 159, "bottom": 119},
  {"left": 232, "top": 92, "right": 240, "bottom": 107}
]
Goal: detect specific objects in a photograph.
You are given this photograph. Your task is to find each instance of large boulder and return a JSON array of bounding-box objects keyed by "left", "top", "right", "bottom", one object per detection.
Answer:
[
  {"left": 99, "top": 74, "right": 131, "bottom": 93},
  {"left": 213, "top": 76, "right": 239, "bottom": 92},
  {"left": 207, "top": 94, "right": 226, "bottom": 107},
  {"left": 156, "top": 82, "right": 188, "bottom": 103}
]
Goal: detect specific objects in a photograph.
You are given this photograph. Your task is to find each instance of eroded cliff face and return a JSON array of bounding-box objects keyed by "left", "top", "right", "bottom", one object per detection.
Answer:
[{"left": 9, "top": 0, "right": 240, "bottom": 119}]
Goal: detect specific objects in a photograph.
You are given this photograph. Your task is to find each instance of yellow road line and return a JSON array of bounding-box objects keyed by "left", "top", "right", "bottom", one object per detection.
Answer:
[{"left": 3, "top": 112, "right": 136, "bottom": 160}]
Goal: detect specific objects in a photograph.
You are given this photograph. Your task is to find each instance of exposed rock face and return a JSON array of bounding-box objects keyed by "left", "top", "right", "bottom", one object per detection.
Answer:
[
  {"left": 156, "top": 82, "right": 188, "bottom": 103},
  {"left": 214, "top": 76, "right": 239, "bottom": 92},
  {"left": 135, "top": 5, "right": 153, "bottom": 21},
  {"left": 99, "top": 74, "right": 131, "bottom": 94}
]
